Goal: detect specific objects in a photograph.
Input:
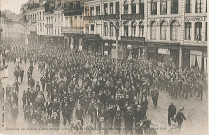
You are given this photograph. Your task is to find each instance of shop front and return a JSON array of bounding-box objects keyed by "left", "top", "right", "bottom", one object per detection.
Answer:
[
  {"left": 147, "top": 42, "right": 179, "bottom": 66},
  {"left": 121, "top": 36, "right": 145, "bottom": 59},
  {"left": 182, "top": 46, "right": 207, "bottom": 72},
  {"left": 83, "top": 34, "right": 102, "bottom": 55}
]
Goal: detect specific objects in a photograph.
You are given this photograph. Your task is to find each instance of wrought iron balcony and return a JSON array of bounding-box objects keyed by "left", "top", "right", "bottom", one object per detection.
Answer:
[
  {"left": 62, "top": 27, "right": 83, "bottom": 34},
  {"left": 121, "top": 36, "right": 145, "bottom": 42},
  {"left": 83, "top": 15, "right": 101, "bottom": 20},
  {"left": 121, "top": 13, "right": 144, "bottom": 20}
]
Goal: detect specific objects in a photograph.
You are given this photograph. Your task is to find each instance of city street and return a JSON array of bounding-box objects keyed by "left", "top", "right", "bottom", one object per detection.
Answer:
[{"left": 1, "top": 61, "right": 208, "bottom": 135}]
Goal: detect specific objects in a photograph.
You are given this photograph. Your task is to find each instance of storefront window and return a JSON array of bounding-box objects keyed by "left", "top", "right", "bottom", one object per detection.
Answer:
[
  {"left": 110, "top": 2, "right": 114, "bottom": 14},
  {"left": 124, "top": 1, "right": 128, "bottom": 14},
  {"left": 196, "top": 0, "right": 203, "bottom": 13},
  {"left": 131, "top": 21, "right": 136, "bottom": 37},
  {"left": 96, "top": 6, "right": 100, "bottom": 15},
  {"left": 171, "top": 0, "right": 178, "bottom": 14},
  {"left": 139, "top": 22, "right": 144, "bottom": 37},
  {"left": 104, "top": 3, "right": 108, "bottom": 15},
  {"left": 131, "top": 0, "right": 136, "bottom": 14},
  {"left": 160, "top": 1, "right": 167, "bottom": 15},
  {"left": 190, "top": 50, "right": 203, "bottom": 69},
  {"left": 185, "top": 0, "right": 192, "bottom": 13},
  {"left": 185, "top": 22, "right": 191, "bottom": 40},
  {"left": 151, "top": 1, "right": 157, "bottom": 15},
  {"left": 91, "top": 24, "right": 94, "bottom": 34},
  {"left": 110, "top": 22, "right": 114, "bottom": 36},
  {"left": 195, "top": 22, "right": 202, "bottom": 41},
  {"left": 170, "top": 20, "right": 178, "bottom": 41},
  {"left": 104, "top": 22, "right": 108, "bottom": 36},
  {"left": 160, "top": 21, "right": 166, "bottom": 40},
  {"left": 150, "top": 21, "right": 156, "bottom": 40}
]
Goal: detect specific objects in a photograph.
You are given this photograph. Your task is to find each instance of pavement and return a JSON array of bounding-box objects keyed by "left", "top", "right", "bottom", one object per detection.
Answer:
[{"left": 1, "top": 61, "right": 208, "bottom": 135}]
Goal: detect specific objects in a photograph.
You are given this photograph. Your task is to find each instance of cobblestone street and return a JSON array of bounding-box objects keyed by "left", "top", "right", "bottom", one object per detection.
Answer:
[{"left": 1, "top": 61, "right": 208, "bottom": 135}]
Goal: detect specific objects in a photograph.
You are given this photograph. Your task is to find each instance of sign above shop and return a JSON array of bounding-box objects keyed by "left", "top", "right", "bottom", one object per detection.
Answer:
[{"left": 185, "top": 16, "right": 207, "bottom": 22}]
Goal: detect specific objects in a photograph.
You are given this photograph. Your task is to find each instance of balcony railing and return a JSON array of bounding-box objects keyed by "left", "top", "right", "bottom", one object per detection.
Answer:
[
  {"left": 83, "top": 15, "right": 101, "bottom": 20},
  {"left": 121, "top": 36, "right": 145, "bottom": 42},
  {"left": 45, "top": 24, "right": 53, "bottom": 27},
  {"left": 121, "top": 13, "right": 144, "bottom": 20},
  {"left": 102, "top": 14, "right": 119, "bottom": 20},
  {"left": 62, "top": 27, "right": 83, "bottom": 34}
]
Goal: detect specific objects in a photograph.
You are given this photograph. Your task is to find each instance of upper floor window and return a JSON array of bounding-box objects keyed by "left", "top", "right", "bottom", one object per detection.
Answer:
[
  {"left": 206, "top": 22, "right": 207, "bottom": 41},
  {"left": 110, "top": 22, "right": 114, "bottom": 36},
  {"left": 124, "top": 22, "right": 128, "bottom": 36},
  {"left": 160, "top": 1, "right": 167, "bottom": 15},
  {"left": 124, "top": 1, "right": 128, "bottom": 14},
  {"left": 90, "top": 7, "right": 94, "bottom": 16},
  {"left": 196, "top": 0, "right": 203, "bottom": 13},
  {"left": 185, "top": 0, "right": 192, "bottom": 13},
  {"left": 185, "top": 22, "right": 191, "bottom": 40},
  {"left": 131, "top": 0, "right": 136, "bottom": 14},
  {"left": 195, "top": 22, "right": 202, "bottom": 41},
  {"left": 139, "top": 2, "right": 144, "bottom": 14},
  {"left": 85, "top": 7, "right": 89, "bottom": 16},
  {"left": 151, "top": 1, "right": 157, "bottom": 15},
  {"left": 139, "top": 22, "right": 144, "bottom": 37},
  {"left": 96, "top": 6, "right": 100, "bottom": 15},
  {"left": 110, "top": 3, "right": 114, "bottom": 14},
  {"left": 170, "top": 21, "right": 178, "bottom": 40},
  {"left": 104, "top": 22, "right": 108, "bottom": 36},
  {"left": 116, "top": 2, "right": 120, "bottom": 14},
  {"left": 160, "top": 21, "right": 166, "bottom": 40},
  {"left": 150, "top": 21, "right": 156, "bottom": 40},
  {"left": 131, "top": 21, "right": 136, "bottom": 37},
  {"left": 171, "top": 0, "right": 178, "bottom": 14},
  {"left": 104, "top": 3, "right": 108, "bottom": 15}
]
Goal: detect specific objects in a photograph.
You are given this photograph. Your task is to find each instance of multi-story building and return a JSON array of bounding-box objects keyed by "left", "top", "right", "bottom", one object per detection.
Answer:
[
  {"left": 83, "top": 0, "right": 145, "bottom": 58},
  {"left": 36, "top": 0, "right": 46, "bottom": 44},
  {"left": 146, "top": 0, "right": 207, "bottom": 71},
  {"left": 62, "top": 0, "right": 84, "bottom": 49}
]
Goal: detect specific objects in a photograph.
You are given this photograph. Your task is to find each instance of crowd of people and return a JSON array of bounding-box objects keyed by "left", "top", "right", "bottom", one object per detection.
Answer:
[{"left": 2, "top": 41, "right": 207, "bottom": 134}]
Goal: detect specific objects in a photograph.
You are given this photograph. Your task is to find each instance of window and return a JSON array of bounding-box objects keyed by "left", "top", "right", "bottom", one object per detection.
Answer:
[
  {"left": 185, "top": 22, "right": 191, "bottom": 40},
  {"left": 131, "top": 0, "right": 136, "bottom": 14},
  {"left": 195, "top": 22, "right": 202, "bottom": 41},
  {"left": 206, "top": 23, "right": 207, "bottom": 41},
  {"left": 139, "top": 22, "right": 144, "bottom": 37},
  {"left": 116, "top": 2, "right": 120, "bottom": 14},
  {"left": 55, "top": 29, "right": 56, "bottom": 35},
  {"left": 160, "top": 21, "right": 166, "bottom": 40},
  {"left": 85, "top": 7, "right": 89, "bottom": 16},
  {"left": 124, "top": 22, "right": 128, "bottom": 36},
  {"left": 96, "top": 6, "right": 100, "bottom": 15},
  {"left": 110, "top": 22, "right": 114, "bottom": 36},
  {"left": 160, "top": 1, "right": 167, "bottom": 15},
  {"left": 40, "top": 23, "right": 42, "bottom": 32},
  {"left": 185, "top": 0, "right": 192, "bottom": 13},
  {"left": 150, "top": 21, "right": 156, "bottom": 40},
  {"left": 55, "top": 15, "right": 56, "bottom": 22},
  {"left": 171, "top": 0, "right": 178, "bottom": 14},
  {"left": 124, "top": 1, "right": 128, "bottom": 14},
  {"left": 104, "top": 3, "right": 108, "bottom": 15},
  {"left": 196, "top": 0, "right": 203, "bottom": 13},
  {"left": 58, "top": 29, "right": 60, "bottom": 35},
  {"left": 151, "top": 1, "right": 157, "bottom": 15},
  {"left": 90, "top": 7, "right": 94, "bottom": 16},
  {"left": 40, "top": 12, "right": 41, "bottom": 20},
  {"left": 110, "top": 3, "right": 114, "bottom": 14},
  {"left": 170, "top": 21, "right": 178, "bottom": 40},
  {"left": 139, "top": 2, "right": 144, "bottom": 14},
  {"left": 104, "top": 22, "right": 108, "bottom": 36},
  {"left": 86, "top": 25, "right": 89, "bottom": 34},
  {"left": 131, "top": 21, "right": 136, "bottom": 37},
  {"left": 91, "top": 24, "right": 94, "bottom": 32}
]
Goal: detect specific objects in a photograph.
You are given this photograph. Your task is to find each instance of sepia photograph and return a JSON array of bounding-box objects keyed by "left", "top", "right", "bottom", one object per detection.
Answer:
[{"left": 0, "top": 0, "right": 208, "bottom": 135}]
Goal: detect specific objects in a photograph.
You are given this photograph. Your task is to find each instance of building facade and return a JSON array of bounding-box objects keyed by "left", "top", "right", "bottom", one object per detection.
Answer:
[{"left": 20, "top": 0, "right": 208, "bottom": 71}]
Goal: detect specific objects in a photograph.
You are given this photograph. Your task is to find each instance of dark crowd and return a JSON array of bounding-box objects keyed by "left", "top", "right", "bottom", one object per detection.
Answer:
[{"left": 2, "top": 42, "right": 207, "bottom": 135}]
